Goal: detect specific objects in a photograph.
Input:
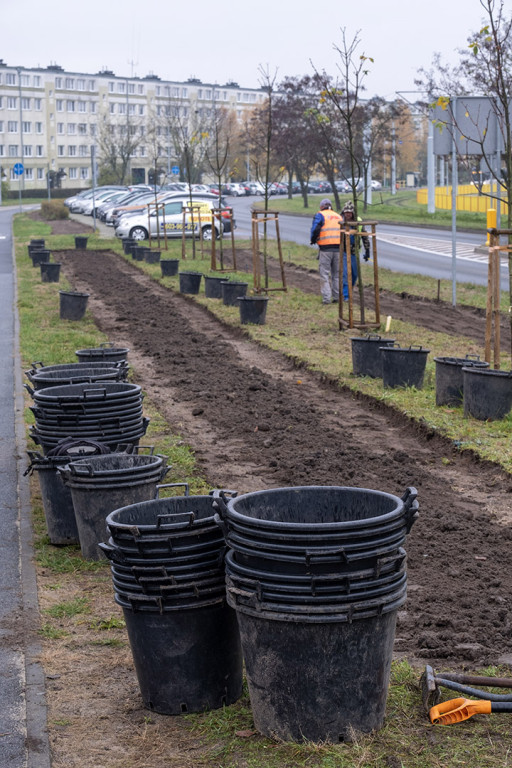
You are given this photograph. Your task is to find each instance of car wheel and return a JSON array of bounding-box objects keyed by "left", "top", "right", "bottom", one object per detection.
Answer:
[
  {"left": 201, "top": 225, "right": 217, "bottom": 241},
  {"left": 129, "top": 226, "right": 148, "bottom": 241}
]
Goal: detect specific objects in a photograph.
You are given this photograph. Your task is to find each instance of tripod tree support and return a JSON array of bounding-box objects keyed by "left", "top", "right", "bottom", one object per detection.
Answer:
[
  {"left": 251, "top": 211, "right": 287, "bottom": 293},
  {"left": 338, "top": 221, "right": 381, "bottom": 331}
]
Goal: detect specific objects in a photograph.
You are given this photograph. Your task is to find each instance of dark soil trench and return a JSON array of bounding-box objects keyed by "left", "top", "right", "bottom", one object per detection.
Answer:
[{"left": 57, "top": 248, "right": 512, "bottom": 669}]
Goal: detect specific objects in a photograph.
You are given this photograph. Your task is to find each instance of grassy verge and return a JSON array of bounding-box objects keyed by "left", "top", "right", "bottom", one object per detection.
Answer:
[
  {"left": 16, "top": 217, "right": 512, "bottom": 767},
  {"left": 260, "top": 190, "right": 488, "bottom": 229}
]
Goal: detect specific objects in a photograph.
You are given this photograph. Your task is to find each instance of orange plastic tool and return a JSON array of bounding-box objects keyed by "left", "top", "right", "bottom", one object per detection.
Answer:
[{"left": 430, "top": 697, "right": 492, "bottom": 724}]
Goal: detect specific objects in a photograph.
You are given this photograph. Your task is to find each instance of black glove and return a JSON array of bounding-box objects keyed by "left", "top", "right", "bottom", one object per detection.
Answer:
[{"left": 363, "top": 249, "right": 370, "bottom": 262}]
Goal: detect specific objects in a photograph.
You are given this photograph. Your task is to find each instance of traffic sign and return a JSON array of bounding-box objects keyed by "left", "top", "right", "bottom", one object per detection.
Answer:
[
  {"left": 171, "top": 166, "right": 180, "bottom": 175},
  {"left": 13, "top": 162, "right": 24, "bottom": 175}
]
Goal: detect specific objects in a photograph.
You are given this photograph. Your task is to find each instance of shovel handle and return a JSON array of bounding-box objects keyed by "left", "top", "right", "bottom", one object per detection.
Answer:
[{"left": 430, "top": 697, "right": 491, "bottom": 724}]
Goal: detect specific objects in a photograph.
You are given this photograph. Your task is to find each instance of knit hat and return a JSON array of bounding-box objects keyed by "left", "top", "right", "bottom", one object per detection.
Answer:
[
  {"left": 319, "top": 198, "right": 332, "bottom": 210},
  {"left": 342, "top": 200, "right": 355, "bottom": 214}
]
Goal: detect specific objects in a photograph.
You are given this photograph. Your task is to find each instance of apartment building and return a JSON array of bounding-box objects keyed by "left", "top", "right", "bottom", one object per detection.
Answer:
[{"left": 0, "top": 60, "right": 265, "bottom": 191}]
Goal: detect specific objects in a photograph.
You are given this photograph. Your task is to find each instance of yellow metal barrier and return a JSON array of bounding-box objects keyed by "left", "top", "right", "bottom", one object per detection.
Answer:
[{"left": 416, "top": 186, "right": 508, "bottom": 215}]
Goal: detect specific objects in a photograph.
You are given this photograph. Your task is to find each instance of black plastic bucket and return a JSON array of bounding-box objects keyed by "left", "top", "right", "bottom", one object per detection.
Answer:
[
  {"left": 75, "top": 343, "right": 129, "bottom": 363},
  {"left": 28, "top": 366, "right": 123, "bottom": 390},
  {"left": 118, "top": 599, "right": 243, "bottom": 714},
  {"left": 122, "top": 238, "right": 135, "bottom": 255},
  {"left": 204, "top": 275, "right": 225, "bottom": 299},
  {"left": 380, "top": 345, "right": 430, "bottom": 389},
  {"left": 238, "top": 296, "right": 268, "bottom": 325},
  {"left": 59, "top": 291, "right": 90, "bottom": 321},
  {"left": 31, "top": 249, "right": 51, "bottom": 267},
  {"left": 30, "top": 239, "right": 45, "bottom": 248},
  {"left": 40, "top": 262, "right": 61, "bottom": 283},
  {"left": 230, "top": 591, "right": 402, "bottom": 742},
  {"left": 434, "top": 356, "right": 490, "bottom": 406},
  {"left": 26, "top": 361, "right": 128, "bottom": 383},
  {"left": 179, "top": 271, "right": 202, "bottom": 294},
  {"left": 351, "top": 335, "right": 395, "bottom": 378},
  {"left": 75, "top": 236, "right": 88, "bottom": 249},
  {"left": 160, "top": 259, "right": 179, "bottom": 277},
  {"left": 463, "top": 367, "right": 512, "bottom": 421},
  {"left": 132, "top": 246, "right": 145, "bottom": 262},
  {"left": 221, "top": 281, "right": 248, "bottom": 306},
  {"left": 63, "top": 476, "right": 164, "bottom": 560},
  {"left": 27, "top": 453, "right": 79, "bottom": 545},
  {"left": 144, "top": 250, "right": 161, "bottom": 264}
]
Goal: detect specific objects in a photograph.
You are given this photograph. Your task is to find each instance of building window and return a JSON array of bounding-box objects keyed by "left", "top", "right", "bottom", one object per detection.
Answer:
[
  {"left": 77, "top": 79, "right": 85, "bottom": 91},
  {"left": 21, "top": 97, "right": 31, "bottom": 110},
  {"left": 23, "top": 145, "right": 32, "bottom": 156},
  {"left": 138, "top": 104, "right": 145, "bottom": 116},
  {"left": 138, "top": 84, "right": 144, "bottom": 94},
  {"left": 109, "top": 82, "right": 115, "bottom": 93},
  {"left": 33, "top": 75, "right": 41, "bottom": 87},
  {"left": 36, "top": 145, "right": 44, "bottom": 156},
  {"left": 0, "top": 145, "right": 4, "bottom": 156},
  {"left": 7, "top": 97, "right": 17, "bottom": 110},
  {"left": 78, "top": 123, "right": 87, "bottom": 135},
  {"left": 34, "top": 98, "right": 42, "bottom": 110},
  {"left": 6, "top": 73, "right": 16, "bottom": 85},
  {"left": 57, "top": 123, "right": 65, "bottom": 134},
  {"left": 90, "top": 102, "right": 96, "bottom": 113},
  {"left": 90, "top": 124, "right": 96, "bottom": 136},
  {"left": 156, "top": 86, "right": 160, "bottom": 96},
  {"left": 0, "top": 97, "right": 2, "bottom": 108},
  {"left": 128, "top": 104, "right": 136, "bottom": 115},
  {"left": 56, "top": 100, "right": 64, "bottom": 111},
  {"left": 205, "top": 89, "right": 211, "bottom": 99},
  {"left": 37, "top": 167, "right": 44, "bottom": 179},
  {"left": 22, "top": 121, "right": 31, "bottom": 133},
  {"left": 109, "top": 103, "right": 115, "bottom": 114},
  {"left": 67, "top": 100, "right": 75, "bottom": 112},
  {"left": 80, "top": 167, "right": 89, "bottom": 179},
  {"left": 0, "top": 121, "right": 3, "bottom": 132},
  {"left": 198, "top": 89, "right": 202, "bottom": 99},
  {"left": 67, "top": 124, "right": 76, "bottom": 134},
  {"left": 68, "top": 167, "right": 78, "bottom": 179},
  {"left": 68, "top": 145, "right": 77, "bottom": 156},
  {"left": 8, "top": 121, "right": 18, "bottom": 133},
  {"left": 8, "top": 145, "right": 18, "bottom": 157},
  {"left": 139, "top": 146, "right": 146, "bottom": 157},
  {"left": 88, "top": 80, "right": 95, "bottom": 90},
  {"left": 79, "top": 145, "right": 88, "bottom": 157},
  {"left": 182, "top": 87, "right": 187, "bottom": 98},
  {"left": 117, "top": 82, "right": 125, "bottom": 93},
  {"left": 118, "top": 103, "right": 126, "bottom": 115},
  {"left": 25, "top": 167, "right": 33, "bottom": 180},
  {"left": 57, "top": 145, "right": 64, "bottom": 156},
  {"left": 65, "top": 78, "right": 74, "bottom": 89},
  {"left": 36, "top": 122, "right": 43, "bottom": 133},
  {"left": 55, "top": 77, "right": 62, "bottom": 88},
  {"left": 128, "top": 83, "right": 135, "bottom": 94},
  {"left": 78, "top": 101, "right": 87, "bottom": 112},
  {"left": 21, "top": 74, "right": 30, "bottom": 87}
]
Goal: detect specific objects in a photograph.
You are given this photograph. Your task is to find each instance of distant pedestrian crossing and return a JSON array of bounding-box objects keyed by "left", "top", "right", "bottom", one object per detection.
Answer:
[{"left": 377, "top": 232, "right": 507, "bottom": 266}]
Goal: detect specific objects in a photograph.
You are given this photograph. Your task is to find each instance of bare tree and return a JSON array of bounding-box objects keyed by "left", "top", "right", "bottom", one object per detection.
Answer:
[{"left": 97, "top": 117, "right": 141, "bottom": 184}]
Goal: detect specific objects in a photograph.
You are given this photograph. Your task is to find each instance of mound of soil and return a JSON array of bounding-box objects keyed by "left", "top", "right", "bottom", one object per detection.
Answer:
[
  {"left": 57, "top": 248, "right": 512, "bottom": 669},
  {"left": 27, "top": 209, "right": 94, "bottom": 235}
]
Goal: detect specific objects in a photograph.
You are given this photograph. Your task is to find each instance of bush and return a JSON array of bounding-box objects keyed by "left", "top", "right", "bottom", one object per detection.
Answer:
[{"left": 40, "top": 201, "right": 69, "bottom": 220}]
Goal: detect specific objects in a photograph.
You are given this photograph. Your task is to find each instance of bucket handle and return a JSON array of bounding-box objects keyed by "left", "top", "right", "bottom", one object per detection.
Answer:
[
  {"left": 402, "top": 487, "right": 419, "bottom": 533},
  {"left": 154, "top": 482, "right": 189, "bottom": 499},
  {"left": 97, "top": 541, "right": 125, "bottom": 561},
  {"left": 24, "top": 383, "right": 35, "bottom": 397},
  {"left": 227, "top": 585, "right": 258, "bottom": 607},
  {"left": 305, "top": 547, "right": 349, "bottom": 565},
  {"left": 211, "top": 489, "right": 230, "bottom": 517},
  {"left": 213, "top": 512, "right": 228, "bottom": 538},
  {"left": 30, "top": 361, "right": 45, "bottom": 369}
]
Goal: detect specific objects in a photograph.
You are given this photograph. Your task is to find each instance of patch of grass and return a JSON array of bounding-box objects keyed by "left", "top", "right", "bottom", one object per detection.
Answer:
[
  {"left": 39, "top": 623, "right": 69, "bottom": 640},
  {"left": 44, "top": 597, "right": 90, "bottom": 619},
  {"left": 89, "top": 616, "right": 126, "bottom": 631}
]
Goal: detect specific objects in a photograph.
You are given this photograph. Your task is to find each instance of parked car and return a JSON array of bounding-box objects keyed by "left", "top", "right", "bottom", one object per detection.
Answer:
[
  {"left": 65, "top": 186, "right": 126, "bottom": 212},
  {"left": 334, "top": 180, "right": 350, "bottom": 193},
  {"left": 79, "top": 189, "right": 130, "bottom": 216},
  {"left": 221, "top": 183, "right": 247, "bottom": 197},
  {"left": 73, "top": 187, "right": 129, "bottom": 215},
  {"left": 371, "top": 180, "right": 382, "bottom": 190},
  {"left": 115, "top": 196, "right": 224, "bottom": 241}
]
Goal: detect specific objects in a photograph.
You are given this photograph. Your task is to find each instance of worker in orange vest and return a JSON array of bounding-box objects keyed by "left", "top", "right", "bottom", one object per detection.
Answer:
[{"left": 310, "top": 198, "right": 342, "bottom": 304}]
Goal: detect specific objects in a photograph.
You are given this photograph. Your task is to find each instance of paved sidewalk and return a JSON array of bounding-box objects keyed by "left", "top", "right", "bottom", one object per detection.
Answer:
[{"left": 0, "top": 207, "right": 51, "bottom": 768}]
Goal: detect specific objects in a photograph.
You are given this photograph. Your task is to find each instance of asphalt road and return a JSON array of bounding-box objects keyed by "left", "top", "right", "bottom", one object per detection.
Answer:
[
  {"left": 0, "top": 206, "right": 50, "bottom": 768},
  {"left": 228, "top": 195, "right": 507, "bottom": 291}
]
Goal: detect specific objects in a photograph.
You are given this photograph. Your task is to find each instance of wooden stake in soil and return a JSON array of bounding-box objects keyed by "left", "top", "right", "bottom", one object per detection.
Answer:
[
  {"left": 338, "top": 221, "right": 380, "bottom": 331},
  {"left": 251, "top": 211, "right": 287, "bottom": 293}
]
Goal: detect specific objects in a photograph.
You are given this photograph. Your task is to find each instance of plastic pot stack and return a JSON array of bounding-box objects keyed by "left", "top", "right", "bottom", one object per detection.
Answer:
[
  {"left": 100, "top": 486, "right": 243, "bottom": 715},
  {"left": 26, "top": 360, "right": 129, "bottom": 384},
  {"left": 214, "top": 485, "right": 419, "bottom": 743},
  {"left": 58, "top": 451, "right": 170, "bottom": 560},
  {"left": 75, "top": 342, "right": 129, "bottom": 364},
  {"left": 25, "top": 437, "right": 112, "bottom": 546},
  {"left": 28, "top": 381, "right": 149, "bottom": 455},
  {"left": 26, "top": 364, "right": 127, "bottom": 391}
]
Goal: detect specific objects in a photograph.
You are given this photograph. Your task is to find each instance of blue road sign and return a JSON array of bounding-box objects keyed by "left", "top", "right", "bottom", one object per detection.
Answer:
[
  {"left": 171, "top": 165, "right": 180, "bottom": 175},
  {"left": 13, "top": 162, "right": 24, "bottom": 175}
]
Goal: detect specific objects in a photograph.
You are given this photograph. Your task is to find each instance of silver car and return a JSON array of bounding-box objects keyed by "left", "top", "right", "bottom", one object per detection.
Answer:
[{"left": 115, "top": 197, "right": 223, "bottom": 241}]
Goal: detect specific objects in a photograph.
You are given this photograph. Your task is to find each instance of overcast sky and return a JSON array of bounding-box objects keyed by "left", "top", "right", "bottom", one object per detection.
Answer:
[{"left": 2, "top": 0, "right": 490, "bottom": 97}]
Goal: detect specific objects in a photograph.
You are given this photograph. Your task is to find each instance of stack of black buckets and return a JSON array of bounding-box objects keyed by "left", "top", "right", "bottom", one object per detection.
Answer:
[
  {"left": 213, "top": 485, "right": 419, "bottom": 742},
  {"left": 100, "top": 487, "right": 243, "bottom": 715}
]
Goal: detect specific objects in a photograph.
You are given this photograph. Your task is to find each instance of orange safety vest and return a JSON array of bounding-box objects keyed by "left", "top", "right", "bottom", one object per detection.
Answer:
[{"left": 317, "top": 209, "right": 342, "bottom": 247}]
